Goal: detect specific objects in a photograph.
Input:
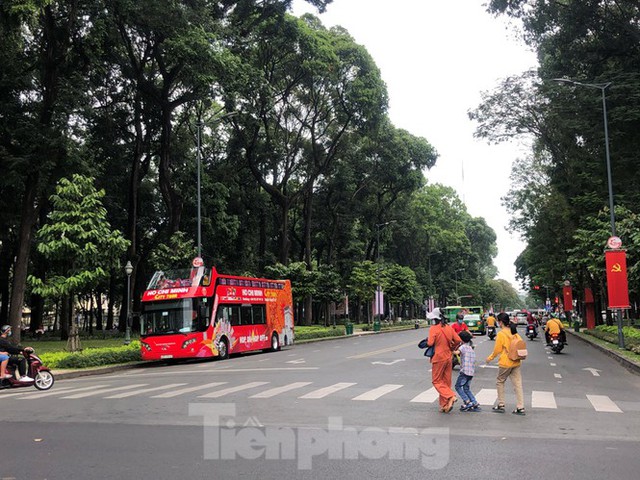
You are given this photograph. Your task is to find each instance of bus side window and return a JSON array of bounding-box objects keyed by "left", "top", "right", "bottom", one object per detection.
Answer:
[
  {"left": 229, "top": 306, "right": 241, "bottom": 326},
  {"left": 252, "top": 305, "right": 266, "bottom": 325},
  {"left": 240, "top": 305, "right": 253, "bottom": 325}
]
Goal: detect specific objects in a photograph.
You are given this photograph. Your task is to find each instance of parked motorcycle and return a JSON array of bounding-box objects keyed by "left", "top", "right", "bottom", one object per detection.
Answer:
[
  {"left": 487, "top": 326, "right": 496, "bottom": 340},
  {"left": 549, "top": 333, "right": 564, "bottom": 354},
  {"left": 0, "top": 348, "right": 54, "bottom": 391},
  {"left": 526, "top": 324, "right": 537, "bottom": 340}
]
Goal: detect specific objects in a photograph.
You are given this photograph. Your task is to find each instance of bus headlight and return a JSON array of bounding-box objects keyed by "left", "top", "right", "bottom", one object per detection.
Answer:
[
  {"left": 182, "top": 338, "right": 197, "bottom": 349},
  {"left": 141, "top": 342, "right": 152, "bottom": 351}
]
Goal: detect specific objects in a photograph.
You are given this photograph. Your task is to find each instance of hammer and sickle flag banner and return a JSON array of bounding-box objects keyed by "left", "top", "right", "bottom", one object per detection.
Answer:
[{"left": 605, "top": 249, "right": 630, "bottom": 309}]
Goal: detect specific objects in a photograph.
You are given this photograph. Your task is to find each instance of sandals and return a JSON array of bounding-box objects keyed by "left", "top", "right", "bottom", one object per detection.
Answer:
[
  {"left": 492, "top": 404, "right": 505, "bottom": 413},
  {"left": 512, "top": 408, "right": 526, "bottom": 416}
]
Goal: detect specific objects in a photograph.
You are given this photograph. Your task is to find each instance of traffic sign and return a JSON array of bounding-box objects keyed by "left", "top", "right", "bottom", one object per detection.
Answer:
[{"left": 607, "top": 236, "right": 622, "bottom": 249}]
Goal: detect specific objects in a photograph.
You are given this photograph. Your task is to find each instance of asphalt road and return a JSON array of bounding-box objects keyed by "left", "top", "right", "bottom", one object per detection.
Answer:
[{"left": 2, "top": 326, "right": 640, "bottom": 479}]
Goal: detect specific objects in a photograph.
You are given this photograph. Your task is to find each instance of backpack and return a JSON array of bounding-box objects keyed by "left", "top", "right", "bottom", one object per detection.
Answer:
[{"left": 508, "top": 334, "right": 528, "bottom": 361}]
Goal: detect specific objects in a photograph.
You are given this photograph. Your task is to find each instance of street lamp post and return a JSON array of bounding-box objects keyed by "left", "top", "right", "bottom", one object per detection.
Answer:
[
  {"left": 124, "top": 261, "right": 133, "bottom": 345},
  {"left": 555, "top": 78, "right": 624, "bottom": 347},
  {"left": 375, "top": 221, "right": 396, "bottom": 322},
  {"left": 454, "top": 268, "right": 464, "bottom": 305}
]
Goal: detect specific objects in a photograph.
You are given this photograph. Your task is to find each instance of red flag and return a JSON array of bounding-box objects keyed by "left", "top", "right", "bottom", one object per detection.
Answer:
[{"left": 605, "top": 250, "right": 630, "bottom": 309}]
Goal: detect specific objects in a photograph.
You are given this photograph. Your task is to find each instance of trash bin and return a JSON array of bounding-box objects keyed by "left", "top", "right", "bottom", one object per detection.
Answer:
[
  {"left": 373, "top": 320, "right": 381, "bottom": 332},
  {"left": 345, "top": 323, "right": 353, "bottom": 335}
]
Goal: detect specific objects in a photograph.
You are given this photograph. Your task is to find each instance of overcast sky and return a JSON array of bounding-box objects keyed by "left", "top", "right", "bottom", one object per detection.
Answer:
[{"left": 292, "top": 0, "right": 539, "bottom": 289}]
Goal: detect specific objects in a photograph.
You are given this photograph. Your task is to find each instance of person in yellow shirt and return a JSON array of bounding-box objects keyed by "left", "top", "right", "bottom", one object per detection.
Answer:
[
  {"left": 545, "top": 314, "right": 565, "bottom": 345},
  {"left": 486, "top": 313, "right": 525, "bottom": 415},
  {"left": 486, "top": 314, "right": 496, "bottom": 327}
]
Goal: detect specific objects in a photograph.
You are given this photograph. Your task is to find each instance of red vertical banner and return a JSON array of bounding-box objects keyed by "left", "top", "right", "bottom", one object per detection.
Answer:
[
  {"left": 605, "top": 250, "right": 630, "bottom": 309},
  {"left": 562, "top": 286, "right": 573, "bottom": 311}
]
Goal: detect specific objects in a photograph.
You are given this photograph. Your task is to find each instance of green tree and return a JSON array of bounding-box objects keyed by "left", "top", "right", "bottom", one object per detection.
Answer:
[{"left": 28, "top": 175, "right": 130, "bottom": 343}]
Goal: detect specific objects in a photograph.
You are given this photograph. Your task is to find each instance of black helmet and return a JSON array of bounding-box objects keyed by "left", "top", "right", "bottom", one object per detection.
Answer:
[
  {"left": 1, "top": 325, "right": 11, "bottom": 334},
  {"left": 456, "top": 313, "right": 465, "bottom": 321}
]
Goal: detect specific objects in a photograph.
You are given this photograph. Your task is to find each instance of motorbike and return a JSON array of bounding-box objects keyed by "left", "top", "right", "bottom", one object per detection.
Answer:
[
  {"left": 487, "top": 326, "right": 496, "bottom": 340},
  {"left": 526, "top": 324, "right": 537, "bottom": 340},
  {"left": 549, "top": 332, "right": 564, "bottom": 354},
  {"left": 0, "top": 348, "right": 55, "bottom": 391}
]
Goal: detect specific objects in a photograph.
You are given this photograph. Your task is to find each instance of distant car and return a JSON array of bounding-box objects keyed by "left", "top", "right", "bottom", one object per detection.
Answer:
[
  {"left": 515, "top": 312, "right": 528, "bottom": 325},
  {"left": 463, "top": 314, "right": 485, "bottom": 335}
]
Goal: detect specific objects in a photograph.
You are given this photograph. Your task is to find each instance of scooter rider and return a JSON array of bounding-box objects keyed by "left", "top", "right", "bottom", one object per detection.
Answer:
[
  {"left": 526, "top": 312, "right": 538, "bottom": 337},
  {"left": 0, "top": 325, "right": 34, "bottom": 382},
  {"left": 544, "top": 314, "right": 566, "bottom": 345}
]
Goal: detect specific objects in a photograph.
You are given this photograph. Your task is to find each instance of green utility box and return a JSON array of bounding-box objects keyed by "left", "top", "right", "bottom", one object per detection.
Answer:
[
  {"left": 373, "top": 320, "right": 381, "bottom": 332},
  {"left": 345, "top": 323, "right": 353, "bottom": 335}
]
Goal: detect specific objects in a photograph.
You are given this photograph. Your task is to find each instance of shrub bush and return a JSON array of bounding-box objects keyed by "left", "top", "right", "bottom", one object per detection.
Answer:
[
  {"left": 294, "top": 326, "right": 346, "bottom": 340},
  {"left": 585, "top": 327, "right": 640, "bottom": 355},
  {"left": 40, "top": 342, "right": 141, "bottom": 368}
]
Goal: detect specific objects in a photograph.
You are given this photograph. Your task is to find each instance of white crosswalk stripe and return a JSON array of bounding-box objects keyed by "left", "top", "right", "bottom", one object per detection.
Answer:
[
  {"left": 198, "top": 381, "right": 269, "bottom": 398},
  {"left": 353, "top": 384, "right": 403, "bottom": 401},
  {"left": 410, "top": 387, "right": 438, "bottom": 403},
  {"left": 61, "top": 384, "right": 148, "bottom": 399},
  {"left": 474, "top": 388, "right": 498, "bottom": 406},
  {"left": 299, "top": 382, "right": 356, "bottom": 399},
  {"left": 587, "top": 394, "right": 623, "bottom": 413},
  {"left": 104, "top": 383, "right": 187, "bottom": 399},
  {"left": 532, "top": 390, "right": 557, "bottom": 409},
  {"left": 20, "top": 385, "right": 111, "bottom": 400},
  {"left": 150, "top": 382, "right": 228, "bottom": 398},
  {"left": 250, "top": 382, "right": 312, "bottom": 399}
]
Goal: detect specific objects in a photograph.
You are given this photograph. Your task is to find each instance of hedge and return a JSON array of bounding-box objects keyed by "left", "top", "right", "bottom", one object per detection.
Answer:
[
  {"left": 584, "top": 326, "right": 640, "bottom": 355},
  {"left": 295, "top": 327, "right": 346, "bottom": 340},
  {"left": 40, "top": 342, "right": 142, "bottom": 369}
]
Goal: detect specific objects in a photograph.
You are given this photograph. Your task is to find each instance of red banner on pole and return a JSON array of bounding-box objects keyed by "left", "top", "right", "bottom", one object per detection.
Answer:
[
  {"left": 562, "top": 286, "right": 573, "bottom": 312},
  {"left": 605, "top": 250, "right": 630, "bottom": 309}
]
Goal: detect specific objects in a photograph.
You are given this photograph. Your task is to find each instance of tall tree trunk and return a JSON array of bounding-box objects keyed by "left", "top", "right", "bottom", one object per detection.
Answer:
[
  {"left": 59, "top": 294, "right": 70, "bottom": 341},
  {"left": 95, "top": 291, "right": 103, "bottom": 331},
  {"left": 158, "top": 102, "right": 182, "bottom": 235},
  {"left": 303, "top": 190, "right": 313, "bottom": 325},
  {"left": 0, "top": 240, "right": 12, "bottom": 324},
  {"left": 278, "top": 199, "right": 291, "bottom": 264},
  {"left": 8, "top": 174, "right": 39, "bottom": 344},
  {"left": 106, "top": 274, "right": 115, "bottom": 330}
]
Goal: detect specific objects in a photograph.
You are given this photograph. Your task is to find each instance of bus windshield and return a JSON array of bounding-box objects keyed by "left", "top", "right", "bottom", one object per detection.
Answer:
[{"left": 141, "top": 298, "right": 209, "bottom": 336}]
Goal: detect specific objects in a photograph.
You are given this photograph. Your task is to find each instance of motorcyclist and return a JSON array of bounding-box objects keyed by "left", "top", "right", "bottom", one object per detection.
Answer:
[
  {"left": 0, "top": 325, "right": 34, "bottom": 382},
  {"left": 544, "top": 314, "right": 566, "bottom": 345},
  {"left": 486, "top": 314, "right": 496, "bottom": 328},
  {"left": 526, "top": 312, "right": 538, "bottom": 337},
  {"left": 451, "top": 312, "right": 469, "bottom": 334}
]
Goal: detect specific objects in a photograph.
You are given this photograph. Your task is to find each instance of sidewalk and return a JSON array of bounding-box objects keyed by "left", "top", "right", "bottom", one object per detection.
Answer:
[{"left": 567, "top": 329, "right": 640, "bottom": 376}]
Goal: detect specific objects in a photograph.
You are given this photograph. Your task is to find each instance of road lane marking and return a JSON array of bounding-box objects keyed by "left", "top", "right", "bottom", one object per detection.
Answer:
[
  {"left": 19, "top": 385, "right": 110, "bottom": 399},
  {"left": 151, "top": 382, "right": 228, "bottom": 398},
  {"left": 353, "top": 384, "right": 403, "bottom": 401},
  {"left": 550, "top": 363, "right": 556, "bottom": 366},
  {"left": 299, "top": 383, "right": 357, "bottom": 399},
  {"left": 348, "top": 341, "right": 416, "bottom": 359},
  {"left": 410, "top": 387, "right": 438, "bottom": 403},
  {"left": 474, "top": 389, "right": 498, "bottom": 406},
  {"left": 554, "top": 374, "right": 562, "bottom": 379},
  {"left": 104, "top": 383, "right": 187, "bottom": 399},
  {"left": 199, "top": 382, "right": 269, "bottom": 398},
  {"left": 587, "top": 395, "right": 623, "bottom": 413},
  {"left": 532, "top": 390, "right": 557, "bottom": 409},
  {"left": 62, "top": 384, "right": 148, "bottom": 399},
  {"left": 250, "top": 382, "right": 313, "bottom": 398},
  {"left": 122, "top": 367, "right": 318, "bottom": 377}
]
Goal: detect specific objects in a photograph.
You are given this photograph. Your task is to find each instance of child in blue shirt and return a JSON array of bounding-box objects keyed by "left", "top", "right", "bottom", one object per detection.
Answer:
[{"left": 454, "top": 330, "right": 480, "bottom": 412}]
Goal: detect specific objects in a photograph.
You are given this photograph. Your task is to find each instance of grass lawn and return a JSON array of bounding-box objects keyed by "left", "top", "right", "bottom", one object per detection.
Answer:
[{"left": 25, "top": 337, "right": 138, "bottom": 354}]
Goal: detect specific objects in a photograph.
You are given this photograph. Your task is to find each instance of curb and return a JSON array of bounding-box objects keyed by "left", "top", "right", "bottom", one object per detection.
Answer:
[
  {"left": 51, "top": 361, "right": 159, "bottom": 380},
  {"left": 295, "top": 324, "right": 424, "bottom": 345},
  {"left": 567, "top": 329, "right": 640, "bottom": 376}
]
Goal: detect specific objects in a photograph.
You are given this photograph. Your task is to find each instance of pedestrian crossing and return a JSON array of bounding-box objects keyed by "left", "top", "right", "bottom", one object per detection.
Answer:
[{"left": 0, "top": 381, "right": 631, "bottom": 413}]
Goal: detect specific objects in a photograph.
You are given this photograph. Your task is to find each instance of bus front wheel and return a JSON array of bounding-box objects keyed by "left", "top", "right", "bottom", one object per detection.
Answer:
[
  {"left": 218, "top": 338, "right": 229, "bottom": 360},
  {"left": 271, "top": 333, "right": 280, "bottom": 352}
]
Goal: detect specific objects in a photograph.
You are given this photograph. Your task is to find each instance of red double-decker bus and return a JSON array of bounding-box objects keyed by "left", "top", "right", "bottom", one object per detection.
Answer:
[{"left": 139, "top": 259, "right": 294, "bottom": 361}]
